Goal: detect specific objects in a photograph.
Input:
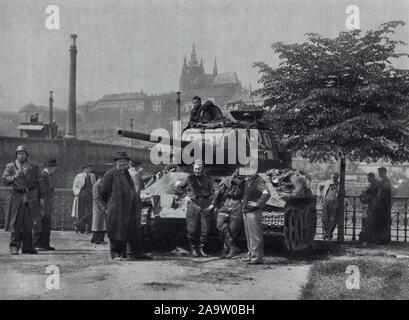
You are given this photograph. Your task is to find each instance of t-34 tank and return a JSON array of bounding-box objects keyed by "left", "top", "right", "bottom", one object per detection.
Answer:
[{"left": 117, "top": 110, "right": 316, "bottom": 251}]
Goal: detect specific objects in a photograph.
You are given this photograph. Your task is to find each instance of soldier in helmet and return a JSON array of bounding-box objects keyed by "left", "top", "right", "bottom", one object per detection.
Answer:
[
  {"left": 2, "top": 146, "right": 45, "bottom": 255},
  {"left": 176, "top": 160, "right": 214, "bottom": 257}
]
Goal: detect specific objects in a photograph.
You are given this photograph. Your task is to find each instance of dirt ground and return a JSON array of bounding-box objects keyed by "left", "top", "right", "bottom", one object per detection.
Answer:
[{"left": 0, "top": 230, "right": 313, "bottom": 300}]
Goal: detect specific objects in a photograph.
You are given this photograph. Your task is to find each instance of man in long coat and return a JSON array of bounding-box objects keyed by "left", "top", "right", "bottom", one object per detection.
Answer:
[
  {"left": 359, "top": 172, "right": 378, "bottom": 243},
  {"left": 33, "top": 157, "right": 58, "bottom": 251},
  {"left": 99, "top": 152, "right": 151, "bottom": 260},
  {"left": 91, "top": 176, "right": 106, "bottom": 244},
  {"left": 72, "top": 164, "right": 96, "bottom": 233},
  {"left": 372, "top": 167, "right": 392, "bottom": 244},
  {"left": 2, "top": 145, "right": 45, "bottom": 255}
]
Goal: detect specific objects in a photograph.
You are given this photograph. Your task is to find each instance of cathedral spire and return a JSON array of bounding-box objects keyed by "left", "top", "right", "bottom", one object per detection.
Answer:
[
  {"left": 213, "top": 57, "right": 218, "bottom": 76},
  {"left": 190, "top": 43, "right": 198, "bottom": 66},
  {"left": 182, "top": 55, "right": 187, "bottom": 70}
]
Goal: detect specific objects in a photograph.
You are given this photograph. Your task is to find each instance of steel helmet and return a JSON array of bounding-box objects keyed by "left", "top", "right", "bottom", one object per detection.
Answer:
[{"left": 15, "top": 145, "right": 28, "bottom": 155}]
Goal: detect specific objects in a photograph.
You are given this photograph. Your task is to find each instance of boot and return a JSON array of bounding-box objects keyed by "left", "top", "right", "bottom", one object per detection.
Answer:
[
  {"left": 220, "top": 243, "right": 229, "bottom": 259},
  {"left": 225, "top": 231, "right": 240, "bottom": 259},
  {"left": 226, "top": 244, "right": 241, "bottom": 259},
  {"left": 190, "top": 244, "right": 199, "bottom": 258},
  {"left": 199, "top": 245, "right": 209, "bottom": 257}
]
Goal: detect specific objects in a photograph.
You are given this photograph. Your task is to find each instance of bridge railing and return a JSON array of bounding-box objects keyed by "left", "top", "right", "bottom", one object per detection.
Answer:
[
  {"left": 316, "top": 195, "right": 409, "bottom": 242},
  {"left": 1, "top": 187, "right": 408, "bottom": 241},
  {"left": 0, "top": 187, "right": 74, "bottom": 230}
]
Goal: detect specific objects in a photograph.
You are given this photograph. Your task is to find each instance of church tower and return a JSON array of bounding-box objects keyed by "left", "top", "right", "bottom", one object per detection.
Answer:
[
  {"left": 189, "top": 43, "right": 198, "bottom": 66},
  {"left": 179, "top": 56, "right": 188, "bottom": 92},
  {"left": 180, "top": 44, "right": 206, "bottom": 92},
  {"left": 213, "top": 57, "right": 218, "bottom": 76}
]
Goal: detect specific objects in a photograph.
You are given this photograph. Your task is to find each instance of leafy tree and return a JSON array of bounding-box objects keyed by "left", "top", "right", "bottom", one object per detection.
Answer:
[{"left": 255, "top": 21, "right": 409, "bottom": 242}]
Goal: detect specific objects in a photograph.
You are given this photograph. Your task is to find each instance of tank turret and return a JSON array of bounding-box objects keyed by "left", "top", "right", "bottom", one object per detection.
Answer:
[{"left": 117, "top": 109, "right": 291, "bottom": 175}]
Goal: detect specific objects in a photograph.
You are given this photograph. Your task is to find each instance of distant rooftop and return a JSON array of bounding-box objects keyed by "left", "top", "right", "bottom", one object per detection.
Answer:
[
  {"left": 213, "top": 72, "right": 239, "bottom": 86},
  {"left": 99, "top": 92, "right": 147, "bottom": 101}
]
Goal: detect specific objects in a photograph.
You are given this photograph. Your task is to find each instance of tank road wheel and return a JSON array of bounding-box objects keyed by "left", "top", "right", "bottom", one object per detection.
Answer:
[
  {"left": 284, "top": 205, "right": 313, "bottom": 251},
  {"left": 284, "top": 206, "right": 300, "bottom": 251},
  {"left": 306, "top": 204, "right": 317, "bottom": 244},
  {"left": 283, "top": 207, "right": 292, "bottom": 251}
]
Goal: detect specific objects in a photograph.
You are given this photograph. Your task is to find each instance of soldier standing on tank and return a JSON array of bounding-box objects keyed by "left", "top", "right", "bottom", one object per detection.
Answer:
[
  {"left": 33, "top": 157, "right": 58, "bottom": 251},
  {"left": 176, "top": 160, "right": 214, "bottom": 257},
  {"left": 242, "top": 171, "right": 271, "bottom": 264},
  {"left": 2, "top": 145, "right": 45, "bottom": 255},
  {"left": 210, "top": 168, "right": 245, "bottom": 259},
  {"left": 128, "top": 159, "right": 145, "bottom": 196}
]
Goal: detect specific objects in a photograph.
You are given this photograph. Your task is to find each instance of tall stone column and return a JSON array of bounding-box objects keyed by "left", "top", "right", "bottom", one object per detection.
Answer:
[
  {"left": 49, "top": 90, "right": 54, "bottom": 139},
  {"left": 66, "top": 34, "right": 77, "bottom": 139}
]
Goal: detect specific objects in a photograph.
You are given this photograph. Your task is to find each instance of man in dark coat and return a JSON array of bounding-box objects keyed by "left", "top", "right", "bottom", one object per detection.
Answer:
[
  {"left": 211, "top": 168, "right": 245, "bottom": 259},
  {"left": 188, "top": 96, "right": 223, "bottom": 127},
  {"left": 91, "top": 176, "right": 107, "bottom": 244},
  {"left": 2, "top": 145, "right": 45, "bottom": 255},
  {"left": 242, "top": 172, "right": 271, "bottom": 264},
  {"left": 372, "top": 167, "right": 392, "bottom": 244},
  {"left": 359, "top": 172, "right": 378, "bottom": 243},
  {"left": 99, "top": 152, "right": 151, "bottom": 260},
  {"left": 33, "top": 157, "right": 58, "bottom": 251}
]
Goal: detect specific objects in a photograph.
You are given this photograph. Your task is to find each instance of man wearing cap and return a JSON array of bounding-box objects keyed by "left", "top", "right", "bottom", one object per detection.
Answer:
[
  {"left": 242, "top": 171, "right": 271, "bottom": 264},
  {"left": 99, "top": 152, "right": 151, "bottom": 260},
  {"left": 72, "top": 164, "right": 96, "bottom": 233},
  {"left": 318, "top": 172, "right": 340, "bottom": 240},
  {"left": 176, "top": 160, "right": 214, "bottom": 257},
  {"left": 33, "top": 157, "right": 58, "bottom": 251},
  {"left": 2, "top": 146, "right": 45, "bottom": 255}
]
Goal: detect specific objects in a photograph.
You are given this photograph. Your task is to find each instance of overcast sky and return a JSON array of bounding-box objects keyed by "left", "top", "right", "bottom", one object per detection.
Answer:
[{"left": 1, "top": 0, "right": 408, "bottom": 111}]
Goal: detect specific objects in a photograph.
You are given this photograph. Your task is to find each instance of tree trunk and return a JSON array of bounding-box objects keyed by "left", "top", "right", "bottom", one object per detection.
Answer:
[{"left": 337, "top": 156, "right": 346, "bottom": 243}]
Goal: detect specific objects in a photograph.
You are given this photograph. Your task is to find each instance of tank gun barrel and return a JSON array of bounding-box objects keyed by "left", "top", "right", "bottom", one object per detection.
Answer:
[{"left": 117, "top": 129, "right": 191, "bottom": 148}]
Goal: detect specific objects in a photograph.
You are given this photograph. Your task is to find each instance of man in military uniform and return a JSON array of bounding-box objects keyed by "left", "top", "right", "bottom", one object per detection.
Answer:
[
  {"left": 211, "top": 168, "right": 245, "bottom": 259},
  {"left": 242, "top": 172, "right": 271, "bottom": 264},
  {"left": 177, "top": 160, "right": 214, "bottom": 257},
  {"left": 188, "top": 96, "right": 223, "bottom": 127},
  {"left": 2, "top": 146, "right": 45, "bottom": 255},
  {"left": 33, "top": 157, "right": 58, "bottom": 251}
]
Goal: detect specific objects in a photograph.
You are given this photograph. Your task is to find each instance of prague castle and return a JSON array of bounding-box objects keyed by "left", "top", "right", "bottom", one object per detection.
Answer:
[
  {"left": 179, "top": 44, "right": 244, "bottom": 107},
  {"left": 10, "top": 44, "right": 248, "bottom": 147}
]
